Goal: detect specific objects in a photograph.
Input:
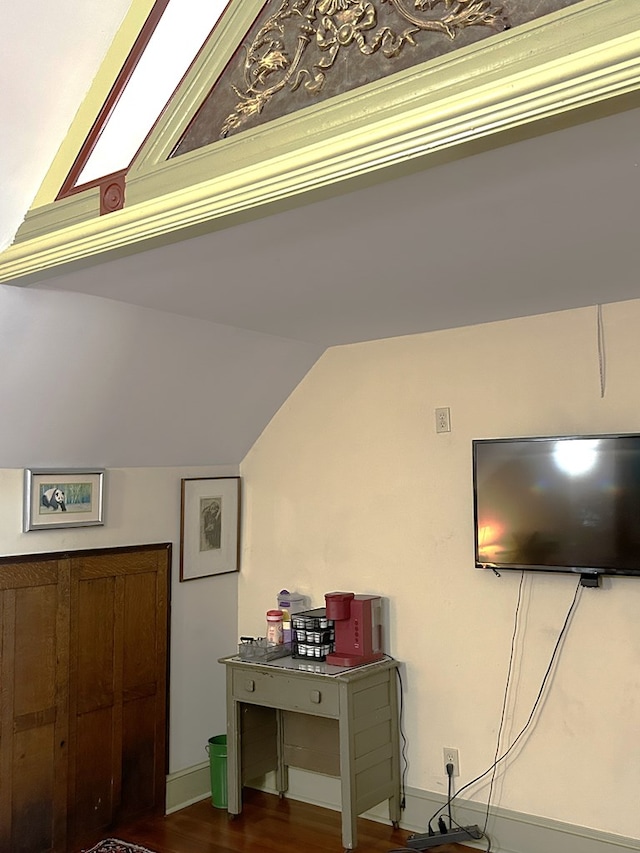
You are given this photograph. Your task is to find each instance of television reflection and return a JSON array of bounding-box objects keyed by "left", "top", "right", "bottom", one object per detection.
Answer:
[{"left": 473, "top": 436, "right": 640, "bottom": 573}]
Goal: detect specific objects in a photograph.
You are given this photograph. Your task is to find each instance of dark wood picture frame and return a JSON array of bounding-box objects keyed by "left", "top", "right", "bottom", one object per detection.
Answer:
[{"left": 180, "top": 476, "right": 240, "bottom": 581}]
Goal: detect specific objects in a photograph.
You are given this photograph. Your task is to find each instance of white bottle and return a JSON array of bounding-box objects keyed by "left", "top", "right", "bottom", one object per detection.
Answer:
[{"left": 266, "top": 609, "right": 284, "bottom": 644}]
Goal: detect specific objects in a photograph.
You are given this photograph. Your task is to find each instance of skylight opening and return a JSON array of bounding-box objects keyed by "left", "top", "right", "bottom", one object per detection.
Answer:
[{"left": 73, "top": 0, "right": 229, "bottom": 189}]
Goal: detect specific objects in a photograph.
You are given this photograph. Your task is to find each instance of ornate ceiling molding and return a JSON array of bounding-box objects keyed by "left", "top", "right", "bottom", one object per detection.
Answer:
[
  {"left": 2, "top": 0, "right": 639, "bottom": 286},
  {"left": 173, "top": 0, "right": 512, "bottom": 150}
]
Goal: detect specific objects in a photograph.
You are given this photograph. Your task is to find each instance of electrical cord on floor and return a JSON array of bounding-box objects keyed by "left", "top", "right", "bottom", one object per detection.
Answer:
[
  {"left": 427, "top": 763, "right": 455, "bottom": 836},
  {"left": 387, "top": 763, "right": 487, "bottom": 853},
  {"left": 438, "top": 762, "right": 493, "bottom": 852}
]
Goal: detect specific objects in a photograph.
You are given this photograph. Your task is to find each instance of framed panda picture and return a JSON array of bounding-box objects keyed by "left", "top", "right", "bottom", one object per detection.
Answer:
[{"left": 23, "top": 468, "right": 105, "bottom": 531}]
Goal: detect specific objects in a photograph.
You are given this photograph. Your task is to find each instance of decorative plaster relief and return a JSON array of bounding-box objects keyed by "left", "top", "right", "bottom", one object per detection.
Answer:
[{"left": 173, "top": 0, "right": 580, "bottom": 152}]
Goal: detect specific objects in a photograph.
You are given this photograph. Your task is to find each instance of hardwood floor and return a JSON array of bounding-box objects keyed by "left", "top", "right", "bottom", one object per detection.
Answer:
[{"left": 97, "top": 789, "right": 477, "bottom": 853}]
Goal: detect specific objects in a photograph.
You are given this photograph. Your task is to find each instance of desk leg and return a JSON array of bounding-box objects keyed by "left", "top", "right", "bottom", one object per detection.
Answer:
[
  {"left": 341, "top": 807, "right": 356, "bottom": 851},
  {"left": 389, "top": 789, "right": 401, "bottom": 829},
  {"left": 276, "top": 709, "right": 289, "bottom": 797},
  {"left": 339, "top": 760, "right": 357, "bottom": 850},
  {"left": 338, "top": 685, "right": 357, "bottom": 850},
  {"left": 227, "top": 697, "right": 242, "bottom": 815}
]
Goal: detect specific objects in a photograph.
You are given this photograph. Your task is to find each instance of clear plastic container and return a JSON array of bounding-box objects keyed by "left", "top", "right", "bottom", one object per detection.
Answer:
[
  {"left": 277, "top": 590, "right": 306, "bottom": 642},
  {"left": 277, "top": 590, "right": 306, "bottom": 613}
]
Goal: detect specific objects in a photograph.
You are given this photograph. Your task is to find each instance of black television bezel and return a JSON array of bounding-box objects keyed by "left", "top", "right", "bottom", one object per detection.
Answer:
[{"left": 472, "top": 432, "right": 640, "bottom": 582}]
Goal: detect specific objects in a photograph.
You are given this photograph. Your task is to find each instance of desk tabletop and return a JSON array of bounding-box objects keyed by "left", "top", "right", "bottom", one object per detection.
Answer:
[{"left": 218, "top": 652, "right": 397, "bottom": 680}]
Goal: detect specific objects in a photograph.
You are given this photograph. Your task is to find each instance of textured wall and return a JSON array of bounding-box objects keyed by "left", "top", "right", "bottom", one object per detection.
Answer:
[{"left": 239, "top": 298, "right": 640, "bottom": 839}]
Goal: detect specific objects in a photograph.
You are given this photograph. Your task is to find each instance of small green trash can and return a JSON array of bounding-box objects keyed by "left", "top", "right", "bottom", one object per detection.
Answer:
[{"left": 206, "top": 735, "right": 228, "bottom": 808}]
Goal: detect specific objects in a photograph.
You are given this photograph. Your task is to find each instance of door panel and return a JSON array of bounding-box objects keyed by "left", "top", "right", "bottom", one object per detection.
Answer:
[
  {"left": 0, "top": 545, "right": 169, "bottom": 853},
  {"left": 76, "top": 577, "right": 116, "bottom": 714},
  {"left": 122, "top": 693, "right": 158, "bottom": 816},
  {"left": 69, "top": 546, "right": 169, "bottom": 846},
  {"left": 73, "top": 705, "right": 116, "bottom": 839},
  {"left": 0, "top": 560, "right": 69, "bottom": 853}
]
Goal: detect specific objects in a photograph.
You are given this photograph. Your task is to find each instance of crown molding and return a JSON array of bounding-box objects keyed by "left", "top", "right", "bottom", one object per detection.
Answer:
[{"left": 2, "top": 0, "right": 638, "bottom": 286}]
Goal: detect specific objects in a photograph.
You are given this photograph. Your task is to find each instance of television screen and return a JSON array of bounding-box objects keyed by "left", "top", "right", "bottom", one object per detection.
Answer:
[{"left": 473, "top": 434, "right": 640, "bottom": 577}]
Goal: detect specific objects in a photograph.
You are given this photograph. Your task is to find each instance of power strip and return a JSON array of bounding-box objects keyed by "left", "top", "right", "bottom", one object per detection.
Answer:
[{"left": 404, "top": 824, "right": 483, "bottom": 850}]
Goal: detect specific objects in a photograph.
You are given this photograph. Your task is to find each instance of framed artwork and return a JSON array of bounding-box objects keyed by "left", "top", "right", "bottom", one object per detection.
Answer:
[
  {"left": 24, "top": 468, "right": 105, "bottom": 531},
  {"left": 180, "top": 476, "right": 240, "bottom": 581}
]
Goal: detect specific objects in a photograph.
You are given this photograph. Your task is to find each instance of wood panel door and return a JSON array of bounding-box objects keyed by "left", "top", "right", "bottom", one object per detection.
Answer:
[
  {"left": 67, "top": 545, "right": 169, "bottom": 849},
  {"left": 0, "top": 557, "right": 70, "bottom": 853}
]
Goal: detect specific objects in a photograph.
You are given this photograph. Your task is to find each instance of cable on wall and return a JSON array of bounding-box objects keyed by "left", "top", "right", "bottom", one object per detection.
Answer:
[
  {"left": 425, "top": 576, "right": 583, "bottom": 837},
  {"left": 481, "top": 571, "right": 525, "bottom": 839},
  {"left": 597, "top": 304, "right": 606, "bottom": 398},
  {"left": 396, "top": 666, "right": 409, "bottom": 810}
]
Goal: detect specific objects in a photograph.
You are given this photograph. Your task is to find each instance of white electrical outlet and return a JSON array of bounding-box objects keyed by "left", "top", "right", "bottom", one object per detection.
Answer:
[
  {"left": 443, "top": 747, "right": 459, "bottom": 776},
  {"left": 435, "top": 407, "right": 451, "bottom": 433}
]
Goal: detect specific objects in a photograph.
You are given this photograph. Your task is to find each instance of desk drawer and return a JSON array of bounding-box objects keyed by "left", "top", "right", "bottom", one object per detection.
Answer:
[{"left": 231, "top": 668, "right": 339, "bottom": 717}]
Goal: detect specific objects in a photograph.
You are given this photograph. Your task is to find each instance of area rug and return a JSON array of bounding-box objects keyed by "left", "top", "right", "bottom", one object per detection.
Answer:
[{"left": 82, "top": 840, "right": 157, "bottom": 853}]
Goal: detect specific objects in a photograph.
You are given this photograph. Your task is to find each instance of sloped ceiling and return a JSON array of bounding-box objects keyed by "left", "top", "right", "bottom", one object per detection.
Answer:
[
  {"left": 2, "top": 2, "right": 640, "bottom": 469},
  {"left": 0, "top": 0, "right": 133, "bottom": 251},
  {"left": 0, "top": 284, "right": 323, "bottom": 468},
  {"left": 28, "top": 94, "right": 640, "bottom": 347},
  {"left": 2, "top": 1, "right": 639, "bottom": 349},
  {"left": 0, "top": 1, "right": 326, "bottom": 470}
]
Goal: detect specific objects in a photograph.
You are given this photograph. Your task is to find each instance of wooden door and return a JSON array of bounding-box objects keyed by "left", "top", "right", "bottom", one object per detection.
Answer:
[
  {"left": 0, "top": 557, "right": 70, "bottom": 853},
  {"left": 67, "top": 545, "right": 169, "bottom": 848}
]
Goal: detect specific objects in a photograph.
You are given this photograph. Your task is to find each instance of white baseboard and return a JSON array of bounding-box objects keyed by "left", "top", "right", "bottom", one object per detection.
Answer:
[
  {"left": 165, "top": 764, "right": 639, "bottom": 853},
  {"left": 366, "top": 784, "right": 640, "bottom": 853},
  {"left": 165, "top": 760, "right": 211, "bottom": 814}
]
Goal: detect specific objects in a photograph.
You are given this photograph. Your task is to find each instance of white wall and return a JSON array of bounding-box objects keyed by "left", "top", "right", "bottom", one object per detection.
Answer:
[
  {"left": 0, "top": 284, "right": 324, "bottom": 773},
  {"left": 0, "top": 463, "right": 238, "bottom": 773},
  {"left": 239, "top": 299, "right": 640, "bottom": 840},
  {"left": 0, "top": 284, "right": 323, "bottom": 467},
  {"left": 1, "top": 0, "right": 132, "bottom": 250}
]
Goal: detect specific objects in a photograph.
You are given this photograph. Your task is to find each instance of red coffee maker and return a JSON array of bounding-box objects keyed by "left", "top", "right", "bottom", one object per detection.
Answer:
[{"left": 324, "top": 592, "right": 384, "bottom": 667}]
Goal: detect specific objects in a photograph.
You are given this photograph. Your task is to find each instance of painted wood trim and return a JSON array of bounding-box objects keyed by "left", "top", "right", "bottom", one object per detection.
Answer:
[
  {"left": 386, "top": 785, "right": 640, "bottom": 853},
  {"left": 131, "top": 0, "right": 268, "bottom": 171},
  {"left": 165, "top": 761, "right": 210, "bottom": 814},
  {"left": 164, "top": 764, "right": 640, "bottom": 853},
  {"left": 2, "top": 0, "right": 639, "bottom": 286},
  {"left": 58, "top": 0, "right": 172, "bottom": 198},
  {"left": 32, "top": 0, "right": 157, "bottom": 208}
]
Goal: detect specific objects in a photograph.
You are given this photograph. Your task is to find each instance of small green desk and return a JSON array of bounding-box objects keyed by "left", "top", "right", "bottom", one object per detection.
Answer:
[{"left": 219, "top": 654, "right": 401, "bottom": 850}]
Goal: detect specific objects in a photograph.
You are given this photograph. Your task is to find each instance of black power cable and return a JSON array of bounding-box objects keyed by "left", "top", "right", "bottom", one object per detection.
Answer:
[
  {"left": 396, "top": 665, "right": 409, "bottom": 810},
  {"left": 429, "top": 581, "right": 582, "bottom": 853},
  {"left": 389, "top": 575, "right": 582, "bottom": 853}
]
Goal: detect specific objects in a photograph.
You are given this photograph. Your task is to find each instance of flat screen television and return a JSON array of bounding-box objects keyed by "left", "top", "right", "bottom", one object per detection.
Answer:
[{"left": 472, "top": 434, "right": 640, "bottom": 582}]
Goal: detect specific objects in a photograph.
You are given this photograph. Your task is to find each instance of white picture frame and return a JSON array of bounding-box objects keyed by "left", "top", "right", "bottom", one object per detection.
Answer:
[{"left": 24, "top": 468, "right": 105, "bottom": 531}]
